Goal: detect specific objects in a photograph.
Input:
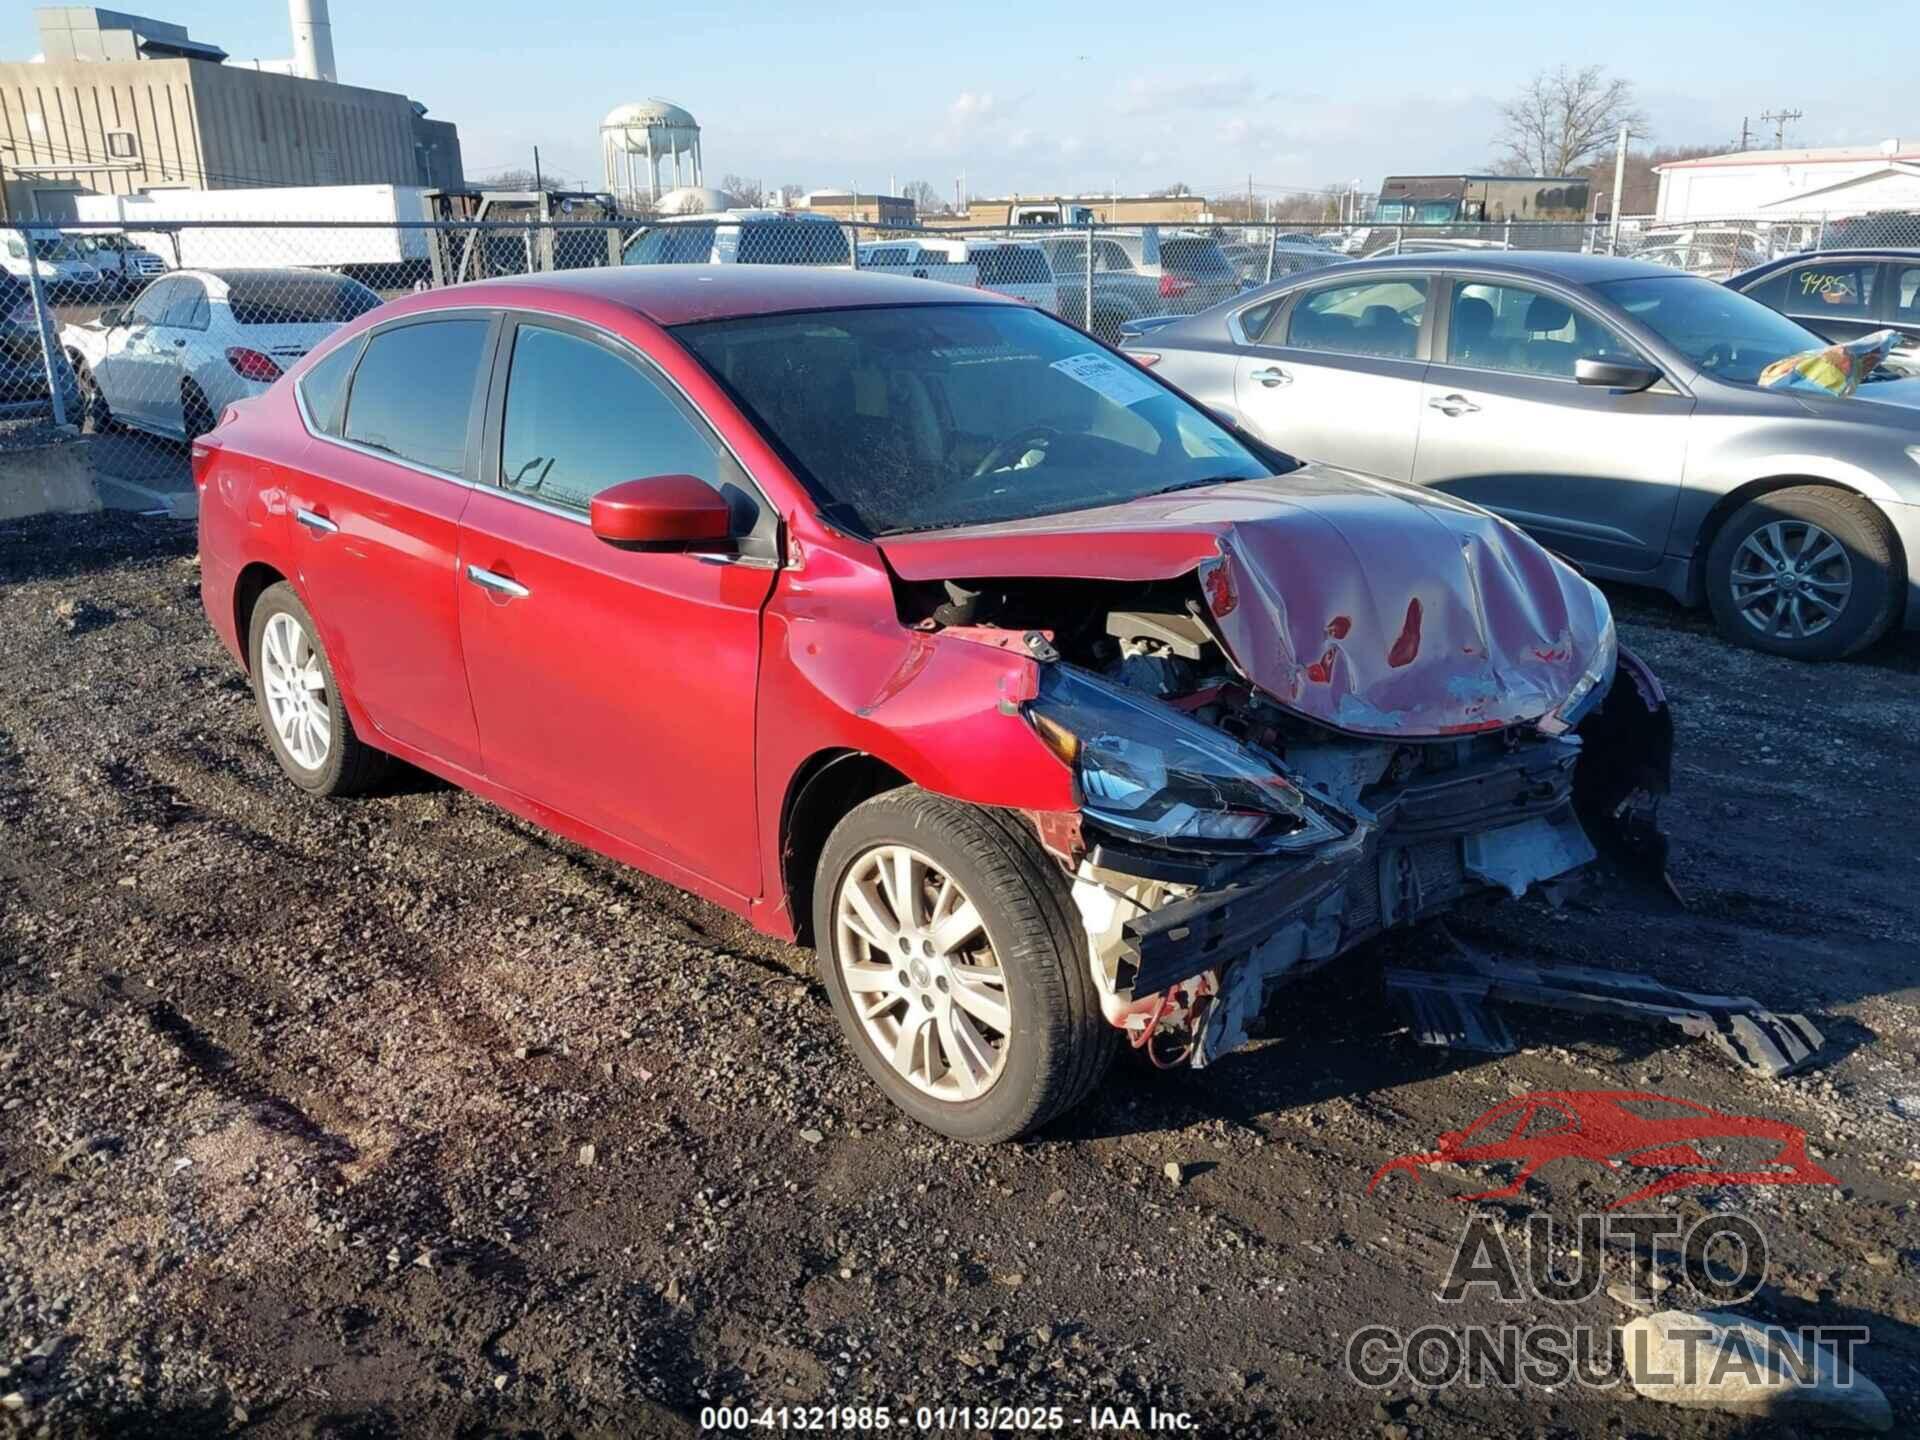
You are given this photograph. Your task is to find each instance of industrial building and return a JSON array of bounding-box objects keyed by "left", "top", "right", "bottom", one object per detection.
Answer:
[
  {"left": 0, "top": 5, "right": 463, "bottom": 220},
  {"left": 1653, "top": 139, "right": 1920, "bottom": 222},
  {"left": 795, "top": 190, "right": 913, "bottom": 226}
]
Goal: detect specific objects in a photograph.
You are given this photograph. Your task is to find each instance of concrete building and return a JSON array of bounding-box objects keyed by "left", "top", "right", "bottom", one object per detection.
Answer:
[
  {"left": 1654, "top": 139, "right": 1920, "bottom": 222},
  {"left": 796, "top": 190, "right": 913, "bottom": 227},
  {"left": 0, "top": 6, "right": 463, "bottom": 220}
]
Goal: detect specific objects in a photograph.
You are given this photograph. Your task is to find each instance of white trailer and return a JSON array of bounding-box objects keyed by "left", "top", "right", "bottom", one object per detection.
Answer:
[{"left": 71, "top": 185, "right": 435, "bottom": 280}]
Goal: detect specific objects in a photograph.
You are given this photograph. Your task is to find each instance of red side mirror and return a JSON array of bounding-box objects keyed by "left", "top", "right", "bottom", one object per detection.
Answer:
[{"left": 589, "top": 474, "right": 732, "bottom": 549}]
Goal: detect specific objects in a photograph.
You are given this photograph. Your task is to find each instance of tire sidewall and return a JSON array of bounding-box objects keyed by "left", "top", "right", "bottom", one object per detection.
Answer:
[
  {"left": 249, "top": 584, "right": 349, "bottom": 795},
  {"left": 813, "top": 801, "right": 1064, "bottom": 1143},
  {"left": 1707, "top": 492, "right": 1893, "bottom": 660}
]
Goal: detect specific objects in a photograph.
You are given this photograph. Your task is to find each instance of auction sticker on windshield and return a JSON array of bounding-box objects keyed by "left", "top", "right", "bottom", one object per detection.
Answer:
[{"left": 1051, "top": 351, "right": 1163, "bottom": 407}]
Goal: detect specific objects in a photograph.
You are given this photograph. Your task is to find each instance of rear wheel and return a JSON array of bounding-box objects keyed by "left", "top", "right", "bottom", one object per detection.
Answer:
[
  {"left": 248, "top": 583, "right": 389, "bottom": 797},
  {"left": 182, "top": 380, "right": 215, "bottom": 442},
  {"left": 1706, "top": 486, "right": 1899, "bottom": 659},
  {"left": 813, "top": 788, "right": 1114, "bottom": 1142}
]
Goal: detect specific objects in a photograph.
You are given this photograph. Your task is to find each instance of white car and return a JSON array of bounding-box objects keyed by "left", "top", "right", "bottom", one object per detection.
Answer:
[
  {"left": 1, "top": 232, "right": 102, "bottom": 298},
  {"left": 858, "top": 237, "right": 1059, "bottom": 313},
  {"left": 62, "top": 268, "right": 381, "bottom": 441},
  {"left": 622, "top": 209, "right": 851, "bottom": 266}
]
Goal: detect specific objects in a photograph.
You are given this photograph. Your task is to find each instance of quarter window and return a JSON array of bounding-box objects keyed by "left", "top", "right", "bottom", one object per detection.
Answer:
[
  {"left": 1286, "top": 278, "right": 1427, "bottom": 359},
  {"left": 1898, "top": 267, "right": 1920, "bottom": 319},
  {"left": 342, "top": 319, "right": 489, "bottom": 474},
  {"left": 1447, "top": 282, "right": 1634, "bottom": 380},
  {"left": 298, "top": 336, "right": 363, "bottom": 437},
  {"left": 499, "top": 324, "right": 722, "bottom": 514}
]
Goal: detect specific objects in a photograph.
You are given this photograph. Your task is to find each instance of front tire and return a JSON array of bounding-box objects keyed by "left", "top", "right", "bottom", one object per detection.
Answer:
[
  {"left": 1706, "top": 487, "right": 1899, "bottom": 659},
  {"left": 813, "top": 788, "right": 1114, "bottom": 1142},
  {"left": 248, "top": 583, "right": 389, "bottom": 796},
  {"left": 69, "top": 354, "right": 110, "bottom": 434}
]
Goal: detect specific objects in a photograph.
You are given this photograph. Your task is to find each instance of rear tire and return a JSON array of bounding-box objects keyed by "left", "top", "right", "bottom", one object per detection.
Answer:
[
  {"left": 813, "top": 788, "right": 1115, "bottom": 1142},
  {"left": 1706, "top": 486, "right": 1899, "bottom": 659},
  {"left": 248, "top": 582, "right": 389, "bottom": 797},
  {"left": 182, "top": 380, "right": 215, "bottom": 442}
]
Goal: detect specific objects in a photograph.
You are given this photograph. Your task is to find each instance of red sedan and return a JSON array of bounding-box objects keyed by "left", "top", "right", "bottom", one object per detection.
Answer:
[{"left": 194, "top": 267, "right": 1672, "bottom": 1141}]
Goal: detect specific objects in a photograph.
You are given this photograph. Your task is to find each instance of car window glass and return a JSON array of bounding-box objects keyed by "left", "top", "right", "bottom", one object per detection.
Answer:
[
  {"left": 224, "top": 274, "right": 380, "bottom": 325},
  {"left": 625, "top": 223, "right": 715, "bottom": 265},
  {"left": 342, "top": 319, "right": 489, "bottom": 474},
  {"left": 1286, "top": 278, "right": 1427, "bottom": 359},
  {"left": 500, "top": 325, "right": 720, "bottom": 514},
  {"left": 1899, "top": 267, "right": 1920, "bottom": 318},
  {"left": 1448, "top": 281, "right": 1634, "bottom": 379},
  {"left": 162, "top": 281, "right": 204, "bottom": 327},
  {"left": 1094, "top": 241, "right": 1132, "bottom": 273},
  {"left": 738, "top": 220, "right": 848, "bottom": 266},
  {"left": 129, "top": 279, "right": 175, "bottom": 326},
  {"left": 1238, "top": 299, "right": 1281, "bottom": 343},
  {"left": 1782, "top": 262, "right": 1876, "bottom": 319},
  {"left": 298, "top": 336, "right": 362, "bottom": 437}
]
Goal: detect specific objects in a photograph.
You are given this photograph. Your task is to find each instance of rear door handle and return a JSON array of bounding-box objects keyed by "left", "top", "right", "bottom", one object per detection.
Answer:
[
  {"left": 466, "top": 564, "right": 530, "bottom": 600},
  {"left": 1249, "top": 365, "right": 1291, "bottom": 387},
  {"left": 294, "top": 508, "right": 338, "bottom": 536},
  {"left": 1428, "top": 393, "right": 1481, "bottom": 416}
]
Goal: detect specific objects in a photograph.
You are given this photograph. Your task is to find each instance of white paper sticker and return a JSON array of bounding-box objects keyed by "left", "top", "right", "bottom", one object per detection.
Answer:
[{"left": 1049, "top": 351, "right": 1163, "bottom": 408}]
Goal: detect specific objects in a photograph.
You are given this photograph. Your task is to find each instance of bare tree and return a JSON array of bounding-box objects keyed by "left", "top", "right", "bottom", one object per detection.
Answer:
[
  {"left": 1150, "top": 181, "right": 1194, "bottom": 197},
  {"left": 1493, "top": 66, "right": 1649, "bottom": 176},
  {"left": 901, "top": 179, "right": 945, "bottom": 216},
  {"left": 477, "top": 167, "right": 541, "bottom": 192},
  {"left": 718, "top": 173, "right": 765, "bottom": 207}
]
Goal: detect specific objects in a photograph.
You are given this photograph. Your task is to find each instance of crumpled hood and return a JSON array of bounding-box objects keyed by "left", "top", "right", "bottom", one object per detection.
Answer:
[{"left": 878, "top": 467, "right": 1610, "bottom": 737}]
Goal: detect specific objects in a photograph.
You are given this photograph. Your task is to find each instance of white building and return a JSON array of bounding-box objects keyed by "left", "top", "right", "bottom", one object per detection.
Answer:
[{"left": 1654, "top": 139, "right": 1920, "bottom": 222}]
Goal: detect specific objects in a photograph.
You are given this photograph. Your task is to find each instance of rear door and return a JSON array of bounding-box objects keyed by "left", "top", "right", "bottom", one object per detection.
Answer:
[
  {"left": 1233, "top": 273, "right": 1431, "bottom": 480},
  {"left": 284, "top": 312, "right": 494, "bottom": 773},
  {"left": 1411, "top": 276, "right": 1692, "bottom": 575},
  {"left": 456, "top": 316, "right": 777, "bottom": 897},
  {"left": 1891, "top": 262, "right": 1920, "bottom": 354}
]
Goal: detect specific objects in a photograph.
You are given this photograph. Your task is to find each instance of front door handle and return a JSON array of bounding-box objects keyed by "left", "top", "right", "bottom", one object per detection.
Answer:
[
  {"left": 466, "top": 564, "right": 531, "bottom": 601},
  {"left": 172, "top": 338, "right": 186, "bottom": 348},
  {"left": 1249, "top": 365, "right": 1291, "bottom": 387},
  {"left": 1428, "top": 393, "right": 1481, "bottom": 416},
  {"left": 294, "top": 507, "right": 338, "bottom": 536}
]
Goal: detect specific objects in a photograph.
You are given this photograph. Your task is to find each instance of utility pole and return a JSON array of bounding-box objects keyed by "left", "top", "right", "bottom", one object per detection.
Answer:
[
  {"left": 1738, "top": 116, "right": 1751, "bottom": 152},
  {"left": 1760, "top": 108, "right": 1803, "bottom": 148},
  {"left": 1608, "top": 124, "right": 1628, "bottom": 253},
  {"left": 532, "top": 146, "right": 543, "bottom": 192}
]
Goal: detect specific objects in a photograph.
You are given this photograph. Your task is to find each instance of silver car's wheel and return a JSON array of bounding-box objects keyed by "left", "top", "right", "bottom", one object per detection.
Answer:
[
  {"left": 834, "top": 843, "right": 1012, "bottom": 1102},
  {"left": 260, "top": 610, "right": 332, "bottom": 772},
  {"left": 1727, "top": 518, "right": 1852, "bottom": 642}
]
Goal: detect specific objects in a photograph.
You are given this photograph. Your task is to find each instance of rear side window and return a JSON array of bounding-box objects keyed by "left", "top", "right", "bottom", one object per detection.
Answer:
[
  {"left": 343, "top": 319, "right": 489, "bottom": 474},
  {"left": 1775, "top": 261, "right": 1877, "bottom": 320},
  {"left": 298, "top": 336, "right": 363, "bottom": 437},
  {"left": 225, "top": 275, "right": 380, "bottom": 325},
  {"left": 737, "top": 220, "right": 850, "bottom": 266},
  {"left": 976, "top": 247, "right": 1049, "bottom": 286},
  {"left": 499, "top": 325, "right": 722, "bottom": 513},
  {"left": 1286, "top": 278, "right": 1428, "bottom": 359},
  {"left": 625, "top": 223, "right": 716, "bottom": 264}
]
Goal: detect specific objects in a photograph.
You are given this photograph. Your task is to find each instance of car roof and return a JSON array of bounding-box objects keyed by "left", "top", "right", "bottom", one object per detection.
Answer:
[
  {"left": 437, "top": 265, "right": 1013, "bottom": 326},
  {"left": 1322, "top": 250, "right": 1682, "bottom": 284}
]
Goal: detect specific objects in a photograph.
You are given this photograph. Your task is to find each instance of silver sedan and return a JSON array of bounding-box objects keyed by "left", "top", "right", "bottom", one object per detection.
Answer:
[{"left": 1121, "top": 251, "right": 1920, "bottom": 659}]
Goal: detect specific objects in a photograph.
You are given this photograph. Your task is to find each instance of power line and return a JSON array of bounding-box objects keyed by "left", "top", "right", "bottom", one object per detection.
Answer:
[{"left": 1759, "top": 108, "right": 1803, "bottom": 149}]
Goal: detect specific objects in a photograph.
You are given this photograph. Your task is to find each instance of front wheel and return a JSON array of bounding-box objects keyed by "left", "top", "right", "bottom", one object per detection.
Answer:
[
  {"left": 1706, "top": 487, "right": 1899, "bottom": 659},
  {"left": 813, "top": 788, "right": 1114, "bottom": 1142}
]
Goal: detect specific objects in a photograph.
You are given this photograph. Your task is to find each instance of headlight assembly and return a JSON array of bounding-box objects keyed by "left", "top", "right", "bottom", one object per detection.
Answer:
[
  {"left": 1539, "top": 614, "right": 1617, "bottom": 735},
  {"left": 1024, "top": 665, "right": 1346, "bottom": 850}
]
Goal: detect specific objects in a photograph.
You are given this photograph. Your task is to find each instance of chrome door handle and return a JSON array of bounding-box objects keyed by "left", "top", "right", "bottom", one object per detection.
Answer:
[
  {"left": 466, "top": 564, "right": 530, "bottom": 600},
  {"left": 1249, "top": 365, "right": 1291, "bottom": 387},
  {"left": 294, "top": 508, "right": 338, "bottom": 535},
  {"left": 1428, "top": 393, "right": 1480, "bottom": 416}
]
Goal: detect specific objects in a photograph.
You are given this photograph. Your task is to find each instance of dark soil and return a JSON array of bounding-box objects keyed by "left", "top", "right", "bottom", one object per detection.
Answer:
[{"left": 1, "top": 512, "right": 1916, "bottom": 1438}]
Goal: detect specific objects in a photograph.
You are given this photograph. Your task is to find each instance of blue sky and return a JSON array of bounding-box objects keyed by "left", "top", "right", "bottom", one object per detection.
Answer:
[{"left": 8, "top": 1, "right": 1910, "bottom": 199}]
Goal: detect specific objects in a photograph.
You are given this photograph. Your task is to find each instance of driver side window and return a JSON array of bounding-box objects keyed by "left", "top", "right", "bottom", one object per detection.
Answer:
[{"left": 128, "top": 279, "right": 175, "bottom": 326}]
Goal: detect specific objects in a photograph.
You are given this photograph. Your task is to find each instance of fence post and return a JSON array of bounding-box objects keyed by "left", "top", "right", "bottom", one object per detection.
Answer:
[
  {"left": 1815, "top": 213, "right": 1827, "bottom": 251},
  {"left": 19, "top": 225, "right": 69, "bottom": 430},
  {"left": 1083, "top": 217, "right": 1094, "bottom": 334},
  {"left": 1265, "top": 223, "right": 1276, "bottom": 284}
]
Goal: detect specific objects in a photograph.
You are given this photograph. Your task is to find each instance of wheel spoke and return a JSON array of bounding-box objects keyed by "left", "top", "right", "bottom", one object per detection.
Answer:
[
  {"left": 882, "top": 848, "right": 920, "bottom": 930},
  {"left": 1801, "top": 538, "right": 1843, "bottom": 570},
  {"left": 930, "top": 896, "right": 985, "bottom": 956},
  {"left": 300, "top": 657, "right": 326, "bottom": 692},
  {"left": 843, "top": 877, "right": 897, "bottom": 954},
  {"left": 842, "top": 961, "right": 898, "bottom": 994},
  {"left": 936, "top": 1008, "right": 995, "bottom": 1099},
  {"left": 1801, "top": 589, "right": 1843, "bottom": 616},
  {"left": 950, "top": 970, "right": 1010, "bottom": 1035},
  {"left": 892, "top": 1011, "right": 931, "bottom": 1079}
]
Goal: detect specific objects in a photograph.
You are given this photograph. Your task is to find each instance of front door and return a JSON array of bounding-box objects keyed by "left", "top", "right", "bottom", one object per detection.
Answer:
[
  {"left": 457, "top": 318, "right": 776, "bottom": 899},
  {"left": 284, "top": 313, "right": 493, "bottom": 773},
  {"left": 99, "top": 276, "right": 177, "bottom": 427},
  {"left": 1412, "top": 278, "right": 1692, "bottom": 576},
  {"left": 1233, "top": 273, "right": 1431, "bottom": 481}
]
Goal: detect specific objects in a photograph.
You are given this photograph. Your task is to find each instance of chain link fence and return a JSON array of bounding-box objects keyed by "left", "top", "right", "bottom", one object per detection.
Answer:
[{"left": 3, "top": 209, "right": 1916, "bottom": 501}]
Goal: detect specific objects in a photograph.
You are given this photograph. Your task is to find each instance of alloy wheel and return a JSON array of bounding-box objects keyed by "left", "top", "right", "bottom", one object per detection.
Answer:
[
  {"left": 1728, "top": 519, "right": 1853, "bottom": 642},
  {"left": 833, "top": 844, "right": 1012, "bottom": 1102},
  {"left": 260, "top": 611, "right": 331, "bottom": 771}
]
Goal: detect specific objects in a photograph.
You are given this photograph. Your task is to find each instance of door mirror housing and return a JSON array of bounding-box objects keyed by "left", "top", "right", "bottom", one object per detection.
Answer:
[
  {"left": 98, "top": 305, "right": 124, "bottom": 328},
  {"left": 589, "top": 474, "right": 733, "bottom": 550},
  {"left": 1575, "top": 356, "right": 1660, "bottom": 392}
]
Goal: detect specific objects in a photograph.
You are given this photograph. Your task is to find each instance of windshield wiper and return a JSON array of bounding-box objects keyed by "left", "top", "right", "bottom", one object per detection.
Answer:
[{"left": 1144, "top": 473, "right": 1258, "bottom": 498}]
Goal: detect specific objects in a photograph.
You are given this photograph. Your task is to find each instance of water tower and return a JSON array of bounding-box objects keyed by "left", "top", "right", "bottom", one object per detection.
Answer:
[{"left": 601, "top": 100, "right": 703, "bottom": 206}]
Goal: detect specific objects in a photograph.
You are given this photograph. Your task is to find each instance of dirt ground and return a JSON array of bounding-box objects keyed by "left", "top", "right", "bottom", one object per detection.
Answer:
[{"left": 1, "top": 511, "right": 1916, "bottom": 1440}]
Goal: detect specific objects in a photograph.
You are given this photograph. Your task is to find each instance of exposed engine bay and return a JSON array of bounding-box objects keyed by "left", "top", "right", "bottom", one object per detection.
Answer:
[{"left": 898, "top": 570, "right": 1676, "bottom": 1070}]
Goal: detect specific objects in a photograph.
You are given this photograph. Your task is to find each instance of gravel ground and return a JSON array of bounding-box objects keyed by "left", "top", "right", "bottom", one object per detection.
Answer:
[{"left": 1, "top": 511, "right": 1917, "bottom": 1439}]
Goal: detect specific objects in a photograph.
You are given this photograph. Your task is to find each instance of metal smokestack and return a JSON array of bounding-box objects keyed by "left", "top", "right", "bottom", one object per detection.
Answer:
[{"left": 289, "top": 0, "right": 337, "bottom": 82}]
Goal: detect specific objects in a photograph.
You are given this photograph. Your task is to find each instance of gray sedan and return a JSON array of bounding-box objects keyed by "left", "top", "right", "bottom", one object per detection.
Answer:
[{"left": 1122, "top": 251, "right": 1920, "bottom": 659}]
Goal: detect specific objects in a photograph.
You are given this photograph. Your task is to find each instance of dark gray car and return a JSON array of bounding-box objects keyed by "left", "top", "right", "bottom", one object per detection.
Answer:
[{"left": 1122, "top": 251, "right": 1920, "bottom": 659}]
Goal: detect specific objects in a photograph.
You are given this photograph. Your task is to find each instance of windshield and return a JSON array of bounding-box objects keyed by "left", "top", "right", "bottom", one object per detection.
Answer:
[
  {"left": 1594, "top": 274, "right": 1824, "bottom": 384},
  {"left": 674, "top": 303, "right": 1280, "bottom": 535},
  {"left": 222, "top": 274, "right": 380, "bottom": 325},
  {"left": 33, "top": 237, "right": 79, "bottom": 262}
]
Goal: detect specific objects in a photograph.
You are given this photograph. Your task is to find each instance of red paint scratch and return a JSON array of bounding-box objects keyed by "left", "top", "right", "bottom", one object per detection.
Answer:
[
  {"left": 1202, "top": 563, "right": 1237, "bottom": 617},
  {"left": 1326, "top": 615, "right": 1352, "bottom": 639},
  {"left": 1305, "top": 648, "right": 1338, "bottom": 684},
  {"left": 1387, "top": 598, "right": 1423, "bottom": 668}
]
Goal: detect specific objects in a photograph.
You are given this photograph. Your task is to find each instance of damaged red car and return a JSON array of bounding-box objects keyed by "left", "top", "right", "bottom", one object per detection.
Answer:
[{"left": 194, "top": 268, "right": 1673, "bottom": 1141}]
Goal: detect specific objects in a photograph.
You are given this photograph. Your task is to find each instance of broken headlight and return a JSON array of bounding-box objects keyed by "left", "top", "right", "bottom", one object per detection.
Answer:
[
  {"left": 1539, "top": 615, "right": 1617, "bottom": 735},
  {"left": 1024, "top": 665, "right": 1344, "bottom": 850}
]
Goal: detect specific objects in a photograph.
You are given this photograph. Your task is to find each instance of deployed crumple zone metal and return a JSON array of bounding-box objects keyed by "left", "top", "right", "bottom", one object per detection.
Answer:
[{"left": 1383, "top": 941, "right": 1825, "bottom": 1080}]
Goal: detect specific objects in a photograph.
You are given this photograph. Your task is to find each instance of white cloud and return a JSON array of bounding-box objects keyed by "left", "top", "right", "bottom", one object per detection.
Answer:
[{"left": 1116, "top": 73, "right": 1248, "bottom": 117}]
